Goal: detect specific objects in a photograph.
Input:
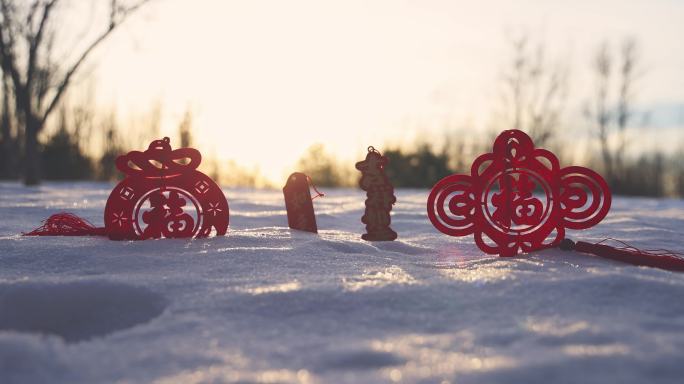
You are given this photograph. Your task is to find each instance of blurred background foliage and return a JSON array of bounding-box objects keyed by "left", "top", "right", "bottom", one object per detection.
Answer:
[{"left": 0, "top": 1, "right": 682, "bottom": 197}]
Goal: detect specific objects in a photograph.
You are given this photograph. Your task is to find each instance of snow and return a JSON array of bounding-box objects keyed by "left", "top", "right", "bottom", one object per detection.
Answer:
[
  {"left": 1, "top": 181, "right": 684, "bottom": 384},
  {"left": 0, "top": 280, "right": 166, "bottom": 343}
]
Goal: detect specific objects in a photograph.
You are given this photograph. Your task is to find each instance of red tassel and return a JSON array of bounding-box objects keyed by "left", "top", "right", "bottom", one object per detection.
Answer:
[
  {"left": 24, "top": 213, "right": 106, "bottom": 237},
  {"left": 562, "top": 238, "right": 684, "bottom": 272},
  {"left": 307, "top": 175, "right": 325, "bottom": 200}
]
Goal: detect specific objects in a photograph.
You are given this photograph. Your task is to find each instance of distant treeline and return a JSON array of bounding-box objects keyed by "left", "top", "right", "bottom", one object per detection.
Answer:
[
  {"left": 295, "top": 140, "right": 684, "bottom": 197},
  {"left": 0, "top": 99, "right": 277, "bottom": 188},
  {"left": 0, "top": 97, "right": 163, "bottom": 182},
  {"left": 1, "top": 96, "right": 683, "bottom": 197},
  {"left": 1, "top": 20, "right": 683, "bottom": 197}
]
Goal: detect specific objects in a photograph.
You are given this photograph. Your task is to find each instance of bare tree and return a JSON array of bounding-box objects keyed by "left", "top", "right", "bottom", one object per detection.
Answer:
[
  {"left": 584, "top": 37, "right": 641, "bottom": 185},
  {"left": 495, "top": 34, "right": 569, "bottom": 146},
  {"left": 614, "top": 39, "right": 640, "bottom": 175},
  {"left": 587, "top": 42, "right": 613, "bottom": 179},
  {"left": 0, "top": 0, "right": 150, "bottom": 185}
]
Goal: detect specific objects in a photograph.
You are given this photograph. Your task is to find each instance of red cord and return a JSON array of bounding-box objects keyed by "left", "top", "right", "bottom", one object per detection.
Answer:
[
  {"left": 595, "top": 238, "right": 684, "bottom": 258},
  {"left": 307, "top": 176, "right": 325, "bottom": 200},
  {"left": 573, "top": 238, "right": 684, "bottom": 272}
]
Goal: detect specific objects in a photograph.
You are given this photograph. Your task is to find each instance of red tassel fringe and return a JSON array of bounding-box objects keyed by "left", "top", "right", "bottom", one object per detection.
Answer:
[
  {"left": 570, "top": 238, "right": 684, "bottom": 272},
  {"left": 24, "top": 213, "right": 106, "bottom": 237}
]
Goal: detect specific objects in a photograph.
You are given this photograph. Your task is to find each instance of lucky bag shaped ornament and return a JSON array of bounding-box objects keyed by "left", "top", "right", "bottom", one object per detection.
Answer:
[
  {"left": 427, "top": 129, "right": 684, "bottom": 272},
  {"left": 26, "top": 137, "right": 229, "bottom": 240}
]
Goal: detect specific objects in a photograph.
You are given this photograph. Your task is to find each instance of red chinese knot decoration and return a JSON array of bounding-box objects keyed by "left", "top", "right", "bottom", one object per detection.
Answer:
[
  {"left": 427, "top": 130, "right": 611, "bottom": 257},
  {"left": 104, "top": 137, "right": 228, "bottom": 240},
  {"left": 356, "top": 146, "right": 397, "bottom": 241}
]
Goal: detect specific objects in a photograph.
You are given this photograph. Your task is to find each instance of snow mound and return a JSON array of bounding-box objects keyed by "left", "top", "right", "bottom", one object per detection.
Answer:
[{"left": 0, "top": 280, "right": 166, "bottom": 342}]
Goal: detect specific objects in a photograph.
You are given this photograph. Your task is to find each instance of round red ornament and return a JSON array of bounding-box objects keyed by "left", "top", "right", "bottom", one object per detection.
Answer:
[{"left": 427, "top": 129, "right": 611, "bottom": 257}]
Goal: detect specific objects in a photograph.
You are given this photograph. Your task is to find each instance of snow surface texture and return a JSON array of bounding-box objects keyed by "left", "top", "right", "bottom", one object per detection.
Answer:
[{"left": 1, "top": 182, "right": 684, "bottom": 384}]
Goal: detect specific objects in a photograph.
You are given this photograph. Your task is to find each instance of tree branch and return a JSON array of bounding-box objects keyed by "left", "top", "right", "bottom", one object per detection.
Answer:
[
  {"left": 1, "top": 0, "right": 20, "bottom": 50},
  {"left": 41, "top": 0, "right": 150, "bottom": 125},
  {"left": 27, "top": 0, "right": 59, "bottom": 89},
  {"left": 0, "top": 3, "right": 28, "bottom": 106}
]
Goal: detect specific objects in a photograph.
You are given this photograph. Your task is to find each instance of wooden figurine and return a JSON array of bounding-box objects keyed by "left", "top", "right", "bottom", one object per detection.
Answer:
[{"left": 355, "top": 146, "right": 397, "bottom": 241}]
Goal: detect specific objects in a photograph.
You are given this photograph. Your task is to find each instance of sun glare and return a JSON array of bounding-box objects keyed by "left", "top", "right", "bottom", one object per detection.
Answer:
[{"left": 63, "top": 0, "right": 684, "bottom": 185}]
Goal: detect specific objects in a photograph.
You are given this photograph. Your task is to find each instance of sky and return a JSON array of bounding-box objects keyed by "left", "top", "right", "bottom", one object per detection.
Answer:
[{"left": 60, "top": 0, "right": 684, "bottom": 183}]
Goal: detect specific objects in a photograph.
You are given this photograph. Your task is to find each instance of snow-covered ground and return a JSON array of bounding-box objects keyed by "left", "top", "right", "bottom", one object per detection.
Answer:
[{"left": 1, "top": 182, "right": 684, "bottom": 384}]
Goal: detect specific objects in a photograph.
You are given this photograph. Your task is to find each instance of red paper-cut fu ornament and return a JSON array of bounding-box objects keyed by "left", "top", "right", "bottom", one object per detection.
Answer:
[
  {"left": 105, "top": 137, "right": 228, "bottom": 239},
  {"left": 356, "top": 146, "right": 397, "bottom": 241},
  {"left": 283, "top": 172, "right": 324, "bottom": 233},
  {"left": 427, "top": 129, "right": 611, "bottom": 257},
  {"left": 26, "top": 137, "right": 229, "bottom": 240}
]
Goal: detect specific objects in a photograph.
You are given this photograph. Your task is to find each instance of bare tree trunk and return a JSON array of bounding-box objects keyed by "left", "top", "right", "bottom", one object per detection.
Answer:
[
  {"left": 23, "top": 111, "right": 41, "bottom": 185},
  {"left": 0, "top": 71, "right": 13, "bottom": 178}
]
